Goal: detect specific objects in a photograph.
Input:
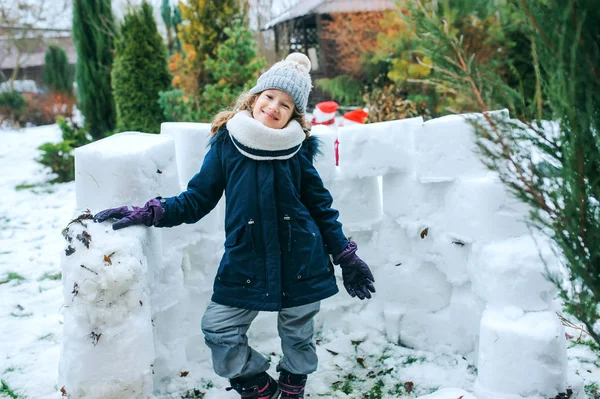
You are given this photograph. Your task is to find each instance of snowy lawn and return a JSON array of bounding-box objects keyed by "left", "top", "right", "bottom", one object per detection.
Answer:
[{"left": 1, "top": 124, "right": 600, "bottom": 399}]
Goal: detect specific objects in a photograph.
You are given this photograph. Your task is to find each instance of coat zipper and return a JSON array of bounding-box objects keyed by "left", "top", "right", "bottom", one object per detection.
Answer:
[
  {"left": 256, "top": 165, "right": 269, "bottom": 296},
  {"left": 284, "top": 215, "right": 291, "bottom": 252}
]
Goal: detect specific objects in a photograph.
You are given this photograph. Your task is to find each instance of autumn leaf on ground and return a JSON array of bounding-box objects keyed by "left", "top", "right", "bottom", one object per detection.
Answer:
[
  {"left": 76, "top": 231, "right": 92, "bottom": 248},
  {"left": 104, "top": 254, "right": 112, "bottom": 265},
  {"left": 420, "top": 227, "right": 429, "bottom": 239},
  {"left": 404, "top": 381, "right": 414, "bottom": 394},
  {"left": 180, "top": 371, "right": 189, "bottom": 377}
]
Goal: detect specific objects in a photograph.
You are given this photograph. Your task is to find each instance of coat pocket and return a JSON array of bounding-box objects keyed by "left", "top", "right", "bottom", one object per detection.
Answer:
[
  {"left": 219, "top": 220, "right": 261, "bottom": 288},
  {"left": 282, "top": 216, "right": 328, "bottom": 280}
]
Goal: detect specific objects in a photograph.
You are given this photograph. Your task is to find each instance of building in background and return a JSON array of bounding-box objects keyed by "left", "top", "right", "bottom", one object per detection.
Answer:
[
  {"left": 0, "top": 27, "right": 76, "bottom": 91},
  {"left": 263, "top": 0, "right": 395, "bottom": 108}
]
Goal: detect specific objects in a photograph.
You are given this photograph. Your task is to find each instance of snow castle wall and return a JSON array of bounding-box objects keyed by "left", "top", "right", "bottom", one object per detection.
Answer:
[{"left": 60, "top": 112, "right": 567, "bottom": 399}]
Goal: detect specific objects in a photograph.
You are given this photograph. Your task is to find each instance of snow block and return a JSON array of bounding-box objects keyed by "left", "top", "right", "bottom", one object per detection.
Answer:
[
  {"left": 468, "top": 236, "right": 559, "bottom": 311},
  {"left": 423, "top": 231, "right": 472, "bottom": 285},
  {"left": 474, "top": 307, "right": 567, "bottom": 399},
  {"left": 160, "top": 122, "right": 211, "bottom": 189},
  {"left": 400, "top": 283, "right": 484, "bottom": 355},
  {"left": 59, "top": 221, "right": 155, "bottom": 398},
  {"left": 161, "top": 123, "right": 224, "bottom": 233},
  {"left": 74, "top": 132, "right": 181, "bottom": 212},
  {"left": 310, "top": 124, "right": 338, "bottom": 182},
  {"left": 414, "top": 110, "right": 509, "bottom": 180},
  {"left": 329, "top": 176, "right": 382, "bottom": 229},
  {"left": 337, "top": 116, "right": 423, "bottom": 178},
  {"left": 441, "top": 176, "right": 530, "bottom": 242},
  {"left": 378, "top": 261, "right": 452, "bottom": 316},
  {"left": 382, "top": 173, "right": 453, "bottom": 222},
  {"left": 372, "top": 219, "right": 412, "bottom": 266}
]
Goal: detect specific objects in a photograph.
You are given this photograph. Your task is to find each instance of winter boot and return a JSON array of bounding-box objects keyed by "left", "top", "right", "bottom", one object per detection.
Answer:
[
  {"left": 227, "top": 371, "right": 280, "bottom": 399},
  {"left": 278, "top": 369, "right": 307, "bottom": 399}
]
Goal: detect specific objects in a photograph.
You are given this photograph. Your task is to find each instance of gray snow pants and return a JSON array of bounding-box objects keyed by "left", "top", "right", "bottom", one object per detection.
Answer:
[{"left": 201, "top": 300, "right": 321, "bottom": 380}]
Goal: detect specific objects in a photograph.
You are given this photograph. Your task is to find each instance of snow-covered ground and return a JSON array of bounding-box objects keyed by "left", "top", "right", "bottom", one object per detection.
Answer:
[{"left": 1, "top": 124, "right": 600, "bottom": 399}]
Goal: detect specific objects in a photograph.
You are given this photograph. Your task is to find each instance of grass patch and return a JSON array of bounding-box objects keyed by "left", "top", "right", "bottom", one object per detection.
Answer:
[
  {"left": 586, "top": 382, "right": 599, "bottom": 398},
  {"left": 402, "top": 355, "right": 426, "bottom": 366},
  {"left": 38, "top": 272, "right": 61, "bottom": 281},
  {"left": 38, "top": 333, "right": 54, "bottom": 341},
  {"left": 14, "top": 183, "right": 37, "bottom": 191},
  {"left": 365, "top": 379, "right": 385, "bottom": 399},
  {"left": 0, "top": 379, "right": 25, "bottom": 398},
  {"left": 10, "top": 313, "right": 32, "bottom": 318},
  {"left": 0, "top": 273, "right": 25, "bottom": 285},
  {"left": 13, "top": 183, "right": 54, "bottom": 194}
]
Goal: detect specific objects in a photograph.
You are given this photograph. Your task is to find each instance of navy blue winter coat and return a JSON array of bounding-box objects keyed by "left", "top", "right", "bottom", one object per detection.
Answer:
[{"left": 158, "top": 127, "right": 349, "bottom": 311}]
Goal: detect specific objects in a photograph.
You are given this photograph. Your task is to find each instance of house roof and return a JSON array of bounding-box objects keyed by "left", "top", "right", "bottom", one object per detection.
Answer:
[
  {"left": 0, "top": 34, "right": 76, "bottom": 70},
  {"left": 264, "top": 0, "right": 396, "bottom": 30}
]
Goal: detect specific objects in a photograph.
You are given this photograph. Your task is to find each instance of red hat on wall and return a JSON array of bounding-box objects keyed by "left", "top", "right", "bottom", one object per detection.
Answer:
[
  {"left": 311, "top": 101, "right": 339, "bottom": 126},
  {"left": 342, "top": 109, "right": 369, "bottom": 125}
]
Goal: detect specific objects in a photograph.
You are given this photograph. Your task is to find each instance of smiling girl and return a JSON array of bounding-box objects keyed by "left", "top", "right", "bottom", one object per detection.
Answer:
[{"left": 94, "top": 53, "right": 375, "bottom": 399}]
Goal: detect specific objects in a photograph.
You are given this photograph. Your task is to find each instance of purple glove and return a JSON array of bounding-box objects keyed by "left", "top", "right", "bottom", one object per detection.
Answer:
[
  {"left": 93, "top": 199, "right": 165, "bottom": 230},
  {"left": 333, "top": 240, "right": 376, "bottom": 300}
]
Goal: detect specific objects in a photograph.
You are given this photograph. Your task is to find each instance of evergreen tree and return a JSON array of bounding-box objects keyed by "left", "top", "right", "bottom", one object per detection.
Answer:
[
  {"left": 72, "top": 0, "right": 117, "bottom": 139},
  {"left": 43, "top": 45, "right": 73, "bottom": 96},
  {"left": 408, "top": 0, "right": 600, "bottom": 345},
  {"left": 200, "top": 23, "right": 266, "bottom": 119},
  {"left": 175, "top": 0, "right": 242, "bottom": 92},
  {"left": 112, "top": 1, "right": 171, "bottom": 134}
]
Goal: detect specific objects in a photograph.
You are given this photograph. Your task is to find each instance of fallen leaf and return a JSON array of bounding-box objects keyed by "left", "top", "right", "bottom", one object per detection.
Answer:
[
  {"left": 139, "top": 300, "right": 143, "bottom": 306},
  {"left": 356, "top": 357, "right": 366, "bottom": 368},
  {"left": 420, "top": 228, "right": 429, "bottom": 239},
  {"left": 180, "top": 371, "right": 189, "bottom": 377},
  {"left": 157, "top": 169, "right": 163, "bottom": 174},
  {"left": 76, "top": 231, "right": 92, "bottom": 248},
  {"left": 65, "top": 245, "right": 76, "bottom": 256},
  {"left": 404, "top": 381, "right": 414, "bottom": 394},
  {"left": 104, "top": 254, "right": 112, "bottom": 265},
  {"left": 60, "top": 386, "right": 67, "bottom": 396},
  {"left": 326, "top": 349, "right": 339, "bottom": 356}
]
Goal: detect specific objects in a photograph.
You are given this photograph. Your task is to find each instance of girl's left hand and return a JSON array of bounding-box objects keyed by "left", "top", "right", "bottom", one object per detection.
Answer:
[{"left": 334, "top": 241, "right": 376, "bottom": 300}]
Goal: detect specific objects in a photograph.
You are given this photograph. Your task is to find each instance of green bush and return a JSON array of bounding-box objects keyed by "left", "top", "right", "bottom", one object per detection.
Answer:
[
  {"left": 112, "top": 1, "right": 171, "bottom": 133},
  {"left": 200, "top": 23, "right": 266, "bottom": 118},
  {"left": 37, "top": 117, "right": 90, "bottom": 183},
  {"left": 43, "top": 45, "right": 73, "bottom": 96},
  {"left": 158, "top": 89, "right": 199, "bottom": 122},
  {"left": 72, "top": 0, "right": 116, "bottom": 139},
  {"left": 0, "top": 90, "right": 27, "bottom": 125}
]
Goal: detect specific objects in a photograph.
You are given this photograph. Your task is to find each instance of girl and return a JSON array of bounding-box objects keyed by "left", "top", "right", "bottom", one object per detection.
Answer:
[{"left": 94, "top": 53, "right": 376, "bottom": 399}]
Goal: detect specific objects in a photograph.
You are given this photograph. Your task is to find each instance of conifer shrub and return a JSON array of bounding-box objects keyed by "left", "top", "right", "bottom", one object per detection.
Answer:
[
  {"left": 112, "top": 1, "right": 171, "bottom": 133},
  {"left": 43, "top": 45, "right": 73, "bottom": 96},
  {"left": 0, "top": 91, "right": 26, "bottom": 126},
  {"left": 72, "top": 0, "right": 116, "bottom": 139},
  {"left": 37, "top": 117, "right": 90, "bottom": 183}
]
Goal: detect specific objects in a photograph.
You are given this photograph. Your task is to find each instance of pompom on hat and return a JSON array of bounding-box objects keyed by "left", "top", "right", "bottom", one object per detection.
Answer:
[{"left": 249, "top": 52, "right": 313, "bottom": 113}]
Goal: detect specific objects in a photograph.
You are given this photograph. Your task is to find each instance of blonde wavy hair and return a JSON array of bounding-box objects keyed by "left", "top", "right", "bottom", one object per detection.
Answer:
[{"left": 211, "top": 92, "right": 312, "bottom": 138}]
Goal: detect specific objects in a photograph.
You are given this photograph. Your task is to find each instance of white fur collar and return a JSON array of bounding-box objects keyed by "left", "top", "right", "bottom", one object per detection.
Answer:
[{"left": 226, "top": 111, "right": 305, "bottom": 160}]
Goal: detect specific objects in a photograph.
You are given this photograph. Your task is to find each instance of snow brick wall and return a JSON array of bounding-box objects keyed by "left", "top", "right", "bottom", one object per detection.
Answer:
[{"left": 60, "top": 112, "right": 567, "bottom": 399}]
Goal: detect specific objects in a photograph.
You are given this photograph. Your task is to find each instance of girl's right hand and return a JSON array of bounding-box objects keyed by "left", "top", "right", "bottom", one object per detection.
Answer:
[{"left": 93, "top": 199, "right": 164, "bottom": 230}]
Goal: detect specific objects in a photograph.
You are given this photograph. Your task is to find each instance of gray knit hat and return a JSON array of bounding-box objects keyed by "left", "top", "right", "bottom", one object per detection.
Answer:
[{"left": 249, "top": 53, "right": 312, "bottom": 113}]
